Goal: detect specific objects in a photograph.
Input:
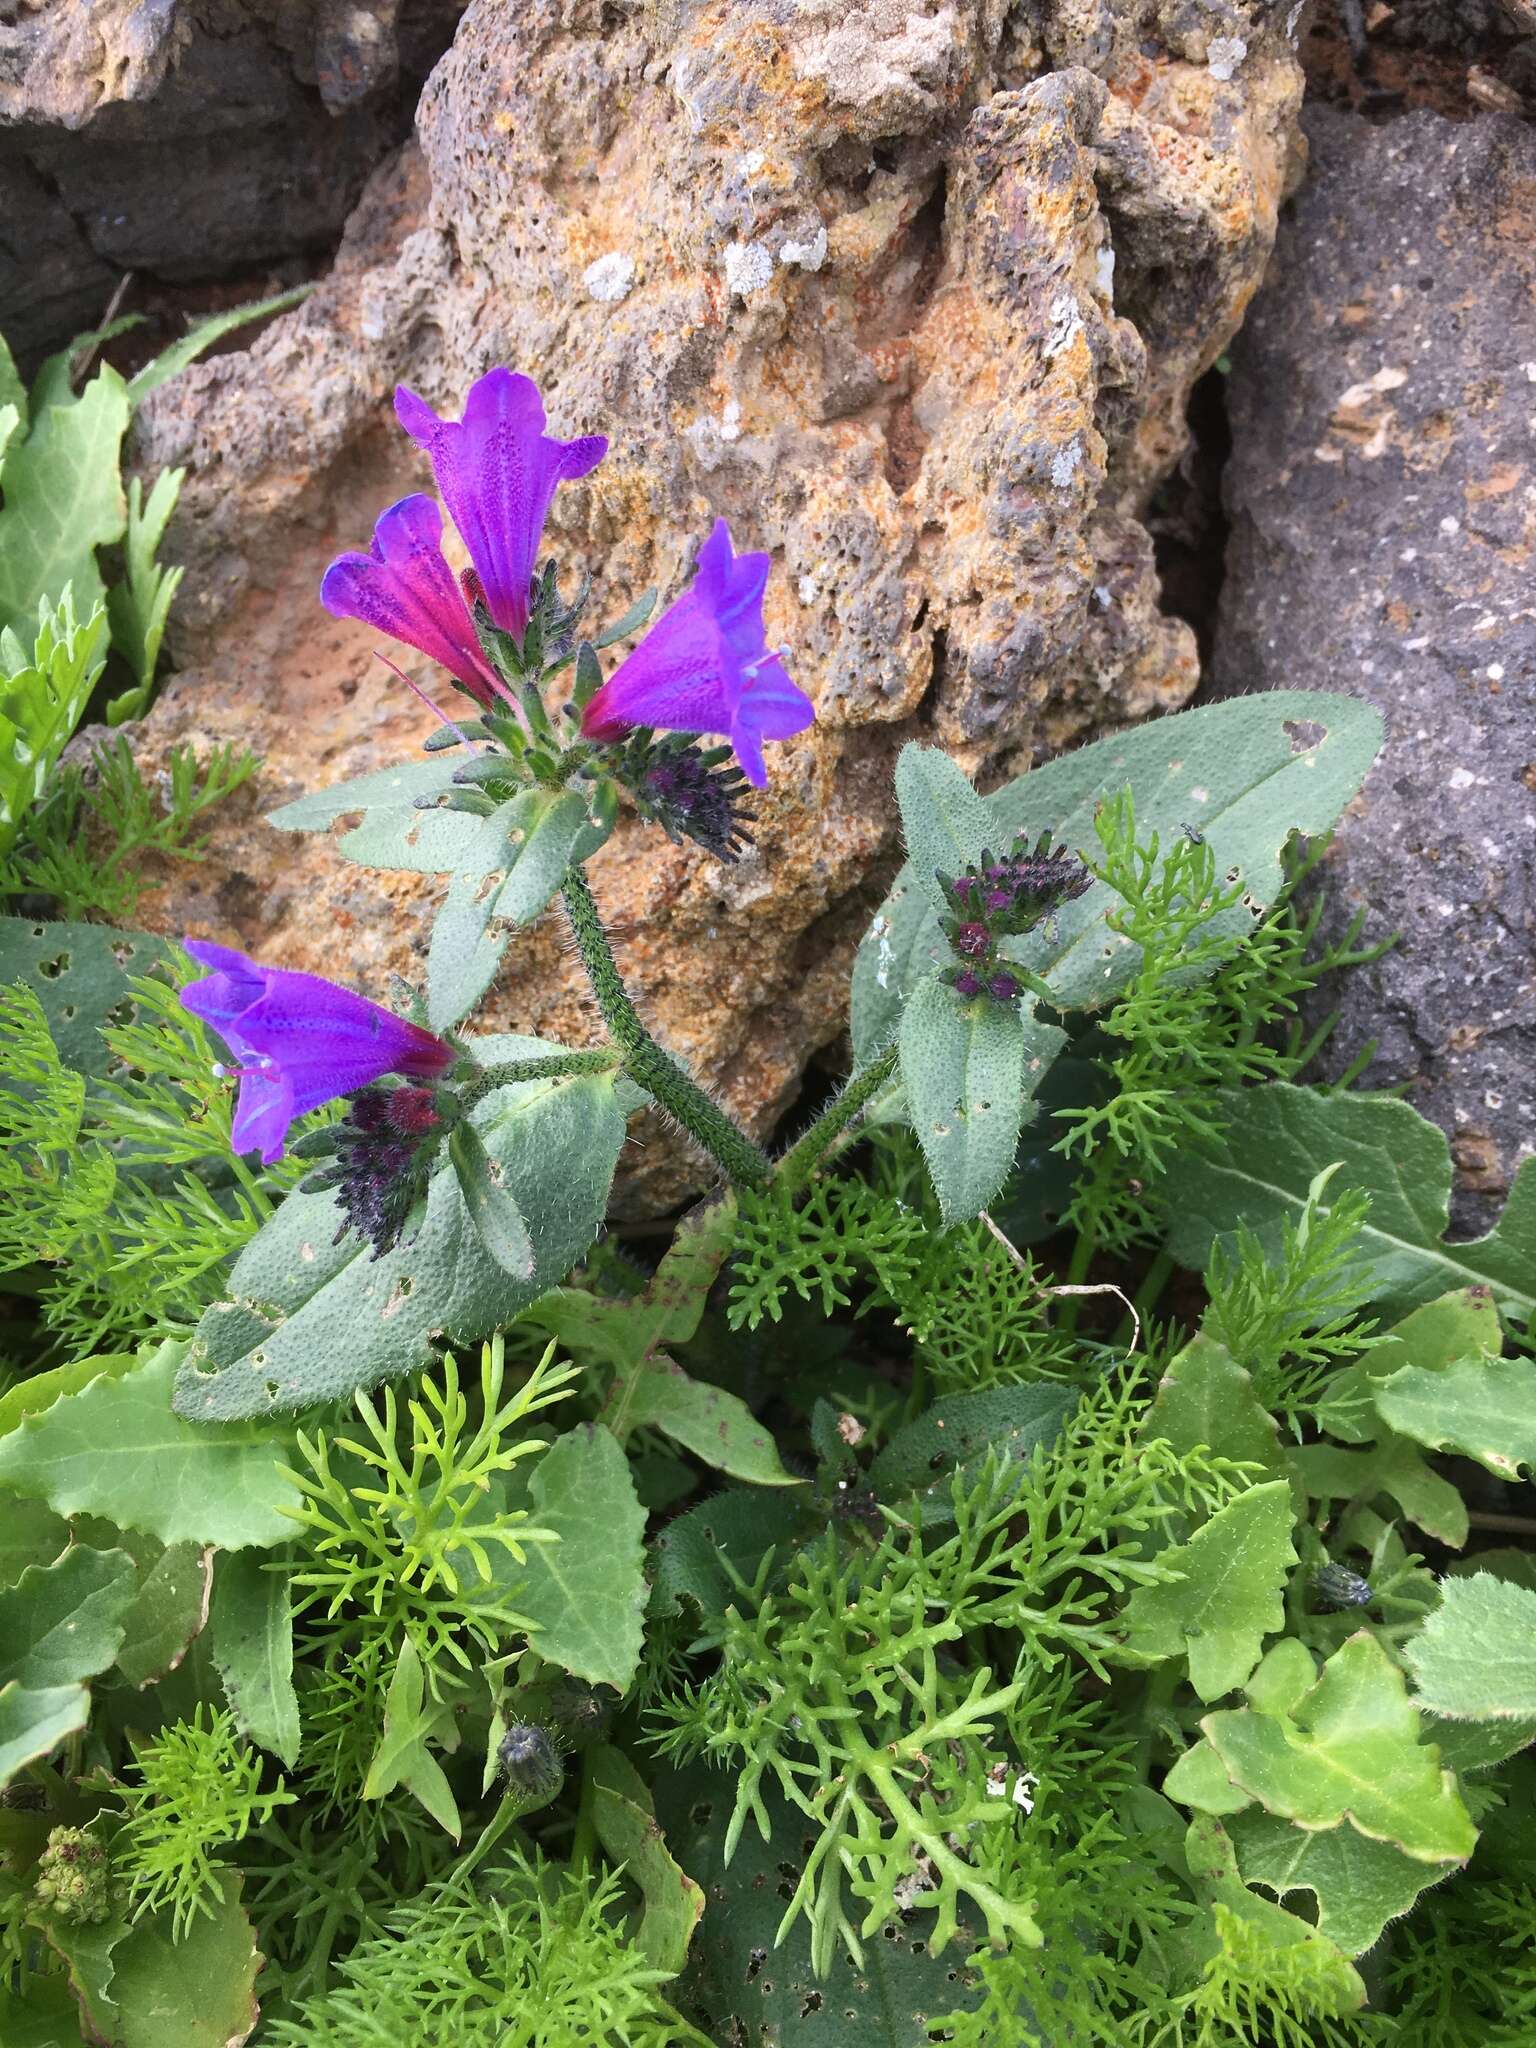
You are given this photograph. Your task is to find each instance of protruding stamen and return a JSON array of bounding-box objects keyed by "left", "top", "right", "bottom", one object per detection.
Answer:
[
  {"left": 740, "top": 644, "right": 791, "bottom": 679},
  {"left": 374, "top": 651, "right": 491, "bottom": 751}
]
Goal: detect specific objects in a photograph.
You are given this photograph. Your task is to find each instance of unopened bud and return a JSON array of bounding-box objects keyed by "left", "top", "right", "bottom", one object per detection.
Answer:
[{"left": 498, "top": 1722, "right": 565, "bottom": 1807}]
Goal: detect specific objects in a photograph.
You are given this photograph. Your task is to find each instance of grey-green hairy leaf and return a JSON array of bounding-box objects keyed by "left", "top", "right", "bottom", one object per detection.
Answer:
[
  {"left": 1406, "top": 1574, "right": 1536, "bottom": 1722},
  {"left": 893, "top": 745, "right": 994, "bottom": 916},
  {"left": 175, "top": 1036, "right": 626, "bottom": 1418},
  {"left": 898, "top": 974, "right": 1062, "bottom": 1224},
  {"left": 853, "top": 691, "right": 1383, "bottom": 1061}
]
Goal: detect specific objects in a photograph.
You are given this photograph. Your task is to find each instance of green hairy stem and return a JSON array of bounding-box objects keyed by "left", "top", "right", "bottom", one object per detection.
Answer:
[
  {"left": 559, "top": 865, "right": 771, "bottom": 1190},
  {"left": 774, "top": 1043, "right": 899, "bottom": 1194},
  {"left": 455, "top": 1050, "right": 620, "bottom": 1113}
]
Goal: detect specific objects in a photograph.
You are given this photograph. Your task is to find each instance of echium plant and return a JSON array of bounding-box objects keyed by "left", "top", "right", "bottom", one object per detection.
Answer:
[{"left": 161, "top": 363, "right": 1388, "bottom": 1430}]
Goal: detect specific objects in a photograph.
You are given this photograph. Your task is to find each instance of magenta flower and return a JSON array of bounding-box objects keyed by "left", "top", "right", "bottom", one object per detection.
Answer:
[
  {"left": 320, "top": 494, "right": 502, "bottom": 706},
  {"left": 180, "top": 940, "right": 454, "bottom": 1165},
  {"left": 394, "top": 368, "right": 607, "bottom": 641},
  {"left": 580, "top": 519, "right": 814, "bottom": 787}
]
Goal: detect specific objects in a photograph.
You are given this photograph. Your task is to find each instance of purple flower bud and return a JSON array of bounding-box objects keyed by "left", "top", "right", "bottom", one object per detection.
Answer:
[
  {"left": 985, "top": 887, "right": 1012, "bottom": 912},
  {"left": 580, "top": 519, "right": 814, "bottom": 788},
  {"left": 949, "top": 875, "right": 976, "bottom": 904},
  {"left": 953, "top": 969, "right": 985, "bottom": 998},
  {"left": 180, "top": 941, "right": 454, "bottom": 1165},
  {"left": 953, "top": 921, "right": 991, "bottom": 957},
  {"left": 988, "top": 971, "right": 1020, "bottom": 1002}
]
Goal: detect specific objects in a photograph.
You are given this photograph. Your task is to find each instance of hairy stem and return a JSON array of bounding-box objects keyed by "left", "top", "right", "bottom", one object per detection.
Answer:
[
  {"left": 774, "top": 1044, "right": 899, "bottom": 1194},
  {"left": 560, "top": 866, "right": 770, "bottom": 1190},
  {"left": 456, "top": 1050, "right": 620, "bottom": 1114}
]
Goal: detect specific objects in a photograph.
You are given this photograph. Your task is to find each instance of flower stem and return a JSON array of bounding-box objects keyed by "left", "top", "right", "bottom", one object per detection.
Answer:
[
  {"left": 774, "top": 1044, "right": 899, "bottom": 1194},
  {"left": 560, "top": 866, "right": 770, "bottom": 1190},
  {"left": 455, "top": 1050, "right": 619, "bottom": 1114}
]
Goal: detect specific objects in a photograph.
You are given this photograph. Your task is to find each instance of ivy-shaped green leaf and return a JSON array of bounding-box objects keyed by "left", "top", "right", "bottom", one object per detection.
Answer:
[
  {"left": 1202, "top": 1633, "right": 1476, "bottom": 1865},
  {"left": 1229, "top": 1807, "right": 1453, "bottom": 1957},
  {"left": 1117, "top": 1481, "right": 1296, "bottom": 1701}
]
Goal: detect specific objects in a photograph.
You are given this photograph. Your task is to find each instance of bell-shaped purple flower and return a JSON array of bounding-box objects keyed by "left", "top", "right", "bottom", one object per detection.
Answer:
[
  {"left": 580, "top": 519, "right": 815, "bottom": 788},
  {"left": 320, "top": 494, "right": 502, "bottom": 705},
  {"left": 394, "top": 368, "right": 607, "bottom": 641},
  {"left": 180, "top": 940, "right": 455, "bottom": 1165}
]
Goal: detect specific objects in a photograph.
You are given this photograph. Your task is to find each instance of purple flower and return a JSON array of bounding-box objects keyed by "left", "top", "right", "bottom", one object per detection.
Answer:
[
  {"left": 580, "top": 519, "right": 814, "bottom": 787},
  {"left": 180, "top": 941, "right": 454, "bottom": 1165},
  {"left": 320, "top": 494, "right": 503, "bottom": 705},
  {"left": 394, "top": 368, "right": 607, "bottom": 641}
]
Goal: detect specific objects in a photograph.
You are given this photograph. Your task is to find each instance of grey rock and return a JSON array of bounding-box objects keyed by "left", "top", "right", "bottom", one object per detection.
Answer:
[
  {"left": 1214, "top": 103, "right": 1536, "bottom": 1226},
  {"left": 0, "top": 0, "right": 466, "bottom": 368}
]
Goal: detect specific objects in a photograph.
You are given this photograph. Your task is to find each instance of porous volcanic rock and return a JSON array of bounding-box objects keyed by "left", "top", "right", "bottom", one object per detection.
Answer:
[
  {"left": 1214, "top": 104, "right": 1536, "bottom": 1228},
  {"left": 122, "top": 0, "right": 1306, "bottom": 1209}
]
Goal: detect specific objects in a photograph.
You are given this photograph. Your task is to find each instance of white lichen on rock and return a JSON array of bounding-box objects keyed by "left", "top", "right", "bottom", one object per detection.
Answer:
[
  {"left": 780, "top": 224, "right": 829, "bottom": 272},
  {"left": 583, "top": 252, "right": 636, "bottom": 303},
  {"left": 723, "top": 239, "right": 775, "bottom": 294},
  {"left": 1207, "top": 35, "right": 1247, "bottom": 80}
]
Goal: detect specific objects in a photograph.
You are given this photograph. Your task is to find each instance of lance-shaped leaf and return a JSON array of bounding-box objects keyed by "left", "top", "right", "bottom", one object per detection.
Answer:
[
  {"left": 1164, "top": 1082, "right": 1536, "bottom": 1326},
  {"left": 267, "top": 755, "right": 485, "bottom": 873},
  {"left": 1405, "top": 1574, "right": 1536, "bottom": 1722},
  {"left": 853, "top": 690, "right": 1382, "bottom": 1061},
  {"left": 614, "top": 1363, "right": 798, "bottom": 1487},
  {"left": 427, "top": 866, "right": 515, "bottom": 1029},
  {"left": 105, "top": 467, "right": 185, "bottom": 719},
  {"left": 0, "top": 1545, "right": 136, "bottom": 1788},
  {"left": 517, "top": 1425, "right": 647, "bottom": 1692},
  {"left": 893, "top": 745, "right": 993, "bottom": 916},
  {"left": 0, "top": 1342, "right": 298, "bottom": 1547},
  {"left": 176, "top": 1036, "right": 626, "bottom": 1419},
  {"left": 1230, "top": 1808, "right": 1454, "bottom": 1957},
  {"left": 1117, "top": 1482, "right": 1296, "bottom": 1700},
  {"left": 363, "top": 1636, "right": 460, "bottom": 1838},
  {"left": 1202, "top": 1632, "right": 1476, "bottom": 1865},
  {"left": 868, "top": 1383, "right": 1076, "bottom": 1512},
  {"left": 449, "top": 1118, "right": 535, "bottom": 1279},
  {"left": 113, "top": 1535, "right": 214, "bottom": 1689},
  {"left": 210, "top": 1549, "right": 301, "bottom": 1767},
  {"left": 1289, "top": 1436, "right": 1467, "bottom": 1549},
  {"left": 1374, "top": 1355, "right": 1536, "bottom": 1482},
  {"left": 899, "top": 973, "right": 1063, "bottom": 1224},
  {"left": 590, "top": 1743, "right": 705, "bottom": 1974},
  {"left": 0, "top": 1335, "right": 296, "bottom": 1540}
]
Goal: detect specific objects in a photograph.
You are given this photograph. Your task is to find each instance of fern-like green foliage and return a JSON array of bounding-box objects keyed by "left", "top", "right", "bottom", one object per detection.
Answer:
[
  {"left": 279, "top": 1338, "right": 578, "bottom": 1687},
  {"left": 0, "top": 735, "right": 258, "bottom": 919},
  {"left": 263, "top": 1848, "right": 703, "bottom": 2048},
  {"left": 1202, "top": 1166, "right": 1378, "bottom": 1421},
  {"left": 116, "top": 1705, "right": 294, "bottom": 1938},
  {"left": 725, "top": 1172, "right": 925, "bottom": 1330},
  {"left": 0, "top": 968, "right": 308, "bottom": 1351},
  {"left": 1054, "top": 797, "right": 1376, "bottom": 1257},
  {"left": 651, "top": 1375, "right": 1244, "bottom": 1974}
]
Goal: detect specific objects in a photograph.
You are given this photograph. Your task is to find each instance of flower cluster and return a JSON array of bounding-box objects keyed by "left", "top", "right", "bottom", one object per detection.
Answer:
[
  {"left": 296, "top": 1084, "right": 448, "bottom": 1258},
  {"left": 938, "top": 831, "right": 1092, "bottom": 1002},
  {"left": 605, "top": 730, "right": 756, "bottom": 863}
]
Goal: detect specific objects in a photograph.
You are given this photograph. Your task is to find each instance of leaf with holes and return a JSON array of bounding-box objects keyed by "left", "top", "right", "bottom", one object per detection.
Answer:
[
  {"left": 1229, "top": 1808, "right": 1453, "bottom": 1957},
  {"left": 1373, "top": 1355, "right": 1536, "bottom": 1482},
  {"left": 868, "top": 1382, "right": 1076, "bottom": 1514},
  {"left": 1164, "top": 1083, "right": 1536, "bottom": 1326},
  {"left": 175, "top": 1036, "right": 626, "bottom": 1419},
  {"left": 853, "top": 690, "right": 1383, "bottom": 1062},
  {"left": 0, "top": 919, "right": 170, "bottom": 1081}
]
